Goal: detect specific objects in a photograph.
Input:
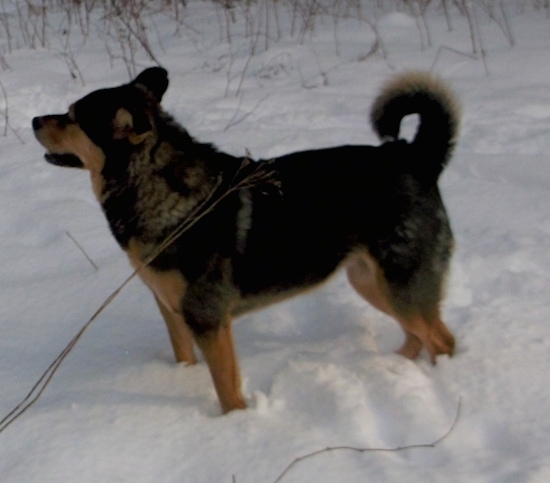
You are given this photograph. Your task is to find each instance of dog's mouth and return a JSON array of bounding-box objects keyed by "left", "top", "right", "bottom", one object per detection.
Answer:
[{"left": 44, "top": 152, "right": 84, "bottom": 168}]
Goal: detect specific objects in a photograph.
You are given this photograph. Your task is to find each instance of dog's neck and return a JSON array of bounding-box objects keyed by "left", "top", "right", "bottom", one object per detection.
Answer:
[{"left": 99, "top": 115, "right": 245, "bottom": 251}]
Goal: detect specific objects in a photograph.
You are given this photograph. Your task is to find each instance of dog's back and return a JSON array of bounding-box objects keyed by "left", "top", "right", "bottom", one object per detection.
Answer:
[
  {"left": 33, "top": 68, "right": 460, "bottom": 413},
  {"left": 233, "top": 72, "right": 460, "bottom": 306}
]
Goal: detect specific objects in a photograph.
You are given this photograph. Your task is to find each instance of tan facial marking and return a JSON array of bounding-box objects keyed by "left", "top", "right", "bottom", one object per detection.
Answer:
[
  {"left": 35, "top": 117, "right": 106, "bottom": 199},
  {"left": 113, "top": 107, "right": 133, "bottom": 133},
  {"left": 114, "top": 107, "right": 152, "bottom": 145},
  {"left": 36, "top": 120, "right": 103, "bottom": 170}
]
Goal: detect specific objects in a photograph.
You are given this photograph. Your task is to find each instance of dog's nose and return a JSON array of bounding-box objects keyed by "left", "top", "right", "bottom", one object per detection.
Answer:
[{"left": 32, "top": 117, "right": 44, "bottom": 130}]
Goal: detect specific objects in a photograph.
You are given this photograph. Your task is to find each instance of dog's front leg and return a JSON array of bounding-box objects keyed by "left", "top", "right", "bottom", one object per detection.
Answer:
[
  {"left": 154, "top": 296, "right": 197, "bottom": 364},
  {"left": 194, "top": 322, "right": 246, "bottom": 414}
]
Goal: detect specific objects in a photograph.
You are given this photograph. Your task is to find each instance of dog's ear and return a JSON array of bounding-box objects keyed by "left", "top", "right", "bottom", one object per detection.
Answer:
[
  {"left": 113, "top": 107, "right": 152, "bottom": 145},
  {"left": 133, "top": 67, "right": 169, "bottom": 102}
]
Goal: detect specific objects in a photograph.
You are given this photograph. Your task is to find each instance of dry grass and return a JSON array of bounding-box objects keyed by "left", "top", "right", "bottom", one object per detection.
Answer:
[{"left": 0, "top": 0, "right": 545, "bottom": 83}]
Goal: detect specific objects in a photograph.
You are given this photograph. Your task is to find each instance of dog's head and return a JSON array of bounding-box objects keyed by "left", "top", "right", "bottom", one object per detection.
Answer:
[{"left": 32, "top": 67, "right": 169, "bottom": 173}]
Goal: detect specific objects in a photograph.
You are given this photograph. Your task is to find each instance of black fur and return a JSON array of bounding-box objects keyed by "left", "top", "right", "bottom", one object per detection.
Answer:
[{"left": 32, "top": 68, "right": 460, "bottom": 412}]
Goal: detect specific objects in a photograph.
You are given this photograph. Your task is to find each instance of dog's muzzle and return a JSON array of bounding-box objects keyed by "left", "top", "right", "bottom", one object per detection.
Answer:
[{"left": 32, "top": 116, "right": 85, "bottom": 168}]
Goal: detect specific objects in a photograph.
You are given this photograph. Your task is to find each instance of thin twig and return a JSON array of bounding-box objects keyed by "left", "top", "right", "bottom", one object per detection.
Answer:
[
  {"left": 0, "top": 78, "right": 25, "bottom": 144},
  {"left": 0, "top": 76, "right": 7, "bottom": 136},
  {"left": 224, "top": 94, "right": 268, "bottom": 132},
  {"left": 0, "top": 272, "right": 134, "bottom": 433},
  {"left": 272, "top": 397, "right": 462, "bottom": 483},
  {"left": 0, "top": 160, "right": 275, "bottom": 435},
  {"left": 113, "top": 0, "right": 161, "bottom": 66},
  {"left": 430, "top": 45, "right": 477, "bottom": 72},
  {"left": 65, "top": 231, "right": 98, "bottom": 271}
]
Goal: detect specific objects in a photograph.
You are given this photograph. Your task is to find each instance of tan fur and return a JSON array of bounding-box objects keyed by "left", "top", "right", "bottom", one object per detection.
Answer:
[
  {"left": 113, "top": 108, "right": 134, "bottom": 136},
  {"left": 346, "top": 251, "right": 454, "bottom": 363},
  {"left": 126, "top": 239, "right": 197, "bottom": 364},
  {"left": 33, "top": 121, "right": 103, "bottom": 172},
  {"left": 194, "top": 324, "right": 246, "bottom": 413},
  {"left": 126, "top": 240, "right": 187, "bottom": 316},
  {"left": 113, "top": 107, "right": 154, "bottom": 145},
  {"left": 33, "top": 119, "right": 106, "bottom": 199},
  {"left": 33, "top": 68, "right": 459, "bottom": 414},
  {"left": 154, "top": 296, "right": 196, "bottom": 364}
]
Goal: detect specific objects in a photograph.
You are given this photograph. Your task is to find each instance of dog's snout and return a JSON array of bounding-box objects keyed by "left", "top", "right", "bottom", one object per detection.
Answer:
[{"left": 32, "top": 117, "right": 44, "bottom": 131}]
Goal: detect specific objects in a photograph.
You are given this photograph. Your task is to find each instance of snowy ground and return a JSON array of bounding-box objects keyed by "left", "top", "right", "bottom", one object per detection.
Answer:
[{"left": 1, "top": 1, "right": 550, "bottom": 481}]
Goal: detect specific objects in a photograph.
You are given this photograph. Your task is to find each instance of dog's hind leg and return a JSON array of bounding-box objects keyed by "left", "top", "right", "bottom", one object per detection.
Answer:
[
  {"left": 392, "top": 311, "right": 455, "bottom": 364},
  {"left": 346, "top": 252, "right": 454, "bottom": 364},
  {"left": 155, "top": 296, "right": 197, "bottom": 365},
  {"left": 194, "top": 322, "right": 246, "bottom": 413}
]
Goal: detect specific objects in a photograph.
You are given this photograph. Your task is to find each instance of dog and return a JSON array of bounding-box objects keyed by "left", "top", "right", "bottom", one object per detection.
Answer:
[{"left": 33, "top": 67, "right": 459, "bottom": 413}]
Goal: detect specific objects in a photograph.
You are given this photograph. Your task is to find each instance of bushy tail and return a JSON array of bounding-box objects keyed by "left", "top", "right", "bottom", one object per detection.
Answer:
[{"left": 370, "top": 71, "right": 461, "bottom": 180}]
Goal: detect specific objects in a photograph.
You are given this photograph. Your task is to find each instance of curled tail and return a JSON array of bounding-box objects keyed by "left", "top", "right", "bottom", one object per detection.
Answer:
[{"left": 370, "top": 71, "right": 461, "bottom": 180}]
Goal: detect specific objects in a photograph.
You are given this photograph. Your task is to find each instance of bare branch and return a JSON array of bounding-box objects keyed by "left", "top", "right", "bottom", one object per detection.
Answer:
[
  {"left": 0, "top": 159, "right": 277, "bottom": 435},
  {"left": 272, "top": 397, "right": 462, "bottom": 483},
  {"left": 0, "top": 78, "right": 25, "bottom": 144},
  {"left": 65, "top": 231, "right": 98, "bottom": 271},
  {"left": 224, "top": 94, "right": 269, "bottom": 132}
]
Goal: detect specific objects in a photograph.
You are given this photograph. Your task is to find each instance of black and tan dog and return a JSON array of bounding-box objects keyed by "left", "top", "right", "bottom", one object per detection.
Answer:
[{"left": 33, "top": 67, "right": 459, "bottom": 413}]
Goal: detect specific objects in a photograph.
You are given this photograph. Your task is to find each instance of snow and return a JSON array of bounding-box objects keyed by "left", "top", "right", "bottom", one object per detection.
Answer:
[{"left": 1, "top": 1, "right": 550, "bottom": 482}]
